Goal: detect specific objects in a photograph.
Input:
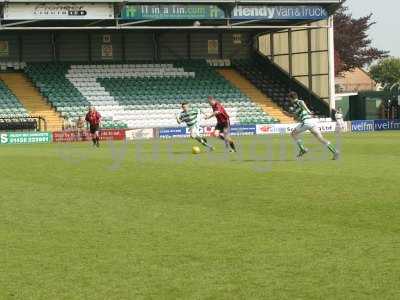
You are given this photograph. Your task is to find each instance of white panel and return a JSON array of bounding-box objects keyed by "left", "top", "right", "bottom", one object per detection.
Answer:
[
  {"left": 311, "top": 51, "right": 328, "bottom": 74},
  {"left": 258, "top": 34, "right": 271, "bottom": 56},
  {"left": 274, "top": 55, "right": 289, "bottom": 72},
  {"left": 273, "top": 31, "right": 289, "bottom": 55},
  {"left": 292, "top": 53, "right": 308, "bottom": 76},
  {"left": 4, "top": 3, "right": 114, "bottom": 20},
  {"left": 291, "top": 30, "right": 308, "bottom": 53},
  {"left": 312, "top": 75, "right": 329, "bottom": 98}
]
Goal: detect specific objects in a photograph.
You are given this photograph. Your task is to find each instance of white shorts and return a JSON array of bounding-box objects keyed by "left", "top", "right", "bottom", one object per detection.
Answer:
[
  {"left": 189, "top": 125, "right": 200, "bottom": 138},
  {"left": 294, "top": 119, "right": 317, "bottom": 134},
  {"left": 336, "top": 120, "right": 345, "bottom": 131}
]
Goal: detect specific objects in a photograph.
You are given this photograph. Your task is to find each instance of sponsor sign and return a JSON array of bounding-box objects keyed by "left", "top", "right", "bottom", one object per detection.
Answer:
[
  {"left": 233, "top": 33, "right": 242, "bottom": 45},
  {"left": 208, "top": 40, "right": 219, "bottom": 55},
  {"left": 53, "top": 129, "right": 125, "bottom": 142},
  {"left": 202, "top": 126, "right": 215, "bottom": 137},
  {"left": 0, "top": 133, "right": 7, "bottom": 144},
  {"left": 256, "top": 121, "right": 337, "bottom": 135},
  {"left": 232, "top": 5, "right": 328, "bottom": 20},
  {"left": 0, "top": 41, "right": 9, "bottom": 57},
  {"left": 125, "top": 128, "right": 154, "bottom": 140},
  {"left": 256, "top": 123, "right": 296, "bottom": 134},
  {"left": 160, "top": 124, "right": 257, "bottom": 138},
  {"left": 0, "top": 132, "right": 52, "bottom": 144},
  {"left": 374, "top": 119, "right": 400, "bottom": 131},
  {"left": 101, "top": 44, "right": 113, "bottom": 60},
  {"left": 7, "top": 0, "right": 340, "bottom": 3},
  {"left": 318, "top": 122, "right": 336, "bottom": 133},
  {"left": 4, "top": 3, "right": 114, "bottom": 20},
  {"left": 121, "top": 4, "right": 225, "bottom": 20},
  {"left": 351, "top": 120, "right": 375, "bottom": 132},
  {"left": 159, "top": 127, "right": 187, "bottom": 138},
  {"left": 230, "top": 124, "right": 257, "bottom": 136}
]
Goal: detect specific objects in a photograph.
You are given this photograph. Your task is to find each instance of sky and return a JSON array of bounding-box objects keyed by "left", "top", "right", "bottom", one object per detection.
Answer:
[{"left": 347, "top": 0, "right": 400, "bottom": 57}]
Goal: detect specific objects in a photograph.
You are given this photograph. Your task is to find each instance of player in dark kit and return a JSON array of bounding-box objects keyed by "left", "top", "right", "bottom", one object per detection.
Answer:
[
  {"left": 85, "top": 106, "right": 101, "bottom": 147},
  {"left": 205, "top": 96, "right": 237, "bottom": 152}
]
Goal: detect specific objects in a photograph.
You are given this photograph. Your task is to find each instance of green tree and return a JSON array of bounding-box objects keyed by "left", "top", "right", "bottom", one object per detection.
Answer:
[{"left": 369, "top": 58, "right": 400, "bottom": 87}]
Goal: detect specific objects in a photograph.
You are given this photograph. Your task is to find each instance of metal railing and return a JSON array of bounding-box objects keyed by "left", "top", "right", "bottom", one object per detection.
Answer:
[{"left": 0, "top": 116, "right": 46, "bottom": 132}]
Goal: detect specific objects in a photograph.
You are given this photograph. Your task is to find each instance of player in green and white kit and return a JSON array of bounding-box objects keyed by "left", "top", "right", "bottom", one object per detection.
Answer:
[
  {"left": 176, "top": 102, "right": 214, "bottom": 150},
  {"left": 288, "top": 92, "right": 339, "bottom": 160}
]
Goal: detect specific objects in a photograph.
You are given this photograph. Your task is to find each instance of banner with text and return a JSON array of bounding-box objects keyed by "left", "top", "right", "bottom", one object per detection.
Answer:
[
  {"left": 4, "top": 3, "right": 115, "bottom": 20},
  {"left": 53, "top": 129, "right": 125, "bottom": 143},
  {"left": 159, "top": 124, "right": 257, "bottom": 138},
  {"left": 373, "top": 119, "right": 400, "bottom": 131},
  {"left": 125, "top": 128, "right": 155, "bottom": 140},
  {"left": 0, "top": 132, "right": 52, "bottom": 145},
  {"left": 121, "top": 4, "right": 225, "bottom": 20},
  {"left": 256, "top": 122, "right": 337, "bottom": 135},
  {"left": 232, "top": 5, "right": 328, "bottom": 20},
  {"left": 351, "top": 120, "right": 375, "bottom": 132}
]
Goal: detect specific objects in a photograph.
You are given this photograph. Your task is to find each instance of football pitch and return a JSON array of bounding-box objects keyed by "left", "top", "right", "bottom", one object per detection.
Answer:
[{"left": 0, "top": 132, "right": 399, "bottom": 299}]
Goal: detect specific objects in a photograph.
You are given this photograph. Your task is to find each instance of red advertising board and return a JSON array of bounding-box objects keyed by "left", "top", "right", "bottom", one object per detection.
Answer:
[{"left": 53, "top": 129, "right": 125, "bottom": 143}]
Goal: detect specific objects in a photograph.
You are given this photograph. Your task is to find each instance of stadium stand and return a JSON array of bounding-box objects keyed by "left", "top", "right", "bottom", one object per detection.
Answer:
[
  {"left": 217, "top": 69, "right": 294, "bottom": 123},
  {"left": 233, "top": 59, "right": 293, "bottom": 112},
  {"left": 25, "top": 60, "right": 281, "bottom": 129},
  {"left": 233, "top": 58, "right": 330, "bottom": 117},
  {"left": 0, "top": 73, "right": 65, "bottom": 131},
  {"left": 0, "top": 79, "right": 29, "bottom": 119},
  {"left": 0, "top": 79, "right": 38, "bottom": 131},
  {"left": 0, "top": 61, "right": 26, "bottom": 71}
]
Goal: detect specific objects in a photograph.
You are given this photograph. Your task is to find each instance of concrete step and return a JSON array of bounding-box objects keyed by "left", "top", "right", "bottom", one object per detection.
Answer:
[
  {"left": 0, "top": 72, "right": 65, "bottom": 131},
  {"left": 217, "top": 69, "right": 294, "bottom": 123}
]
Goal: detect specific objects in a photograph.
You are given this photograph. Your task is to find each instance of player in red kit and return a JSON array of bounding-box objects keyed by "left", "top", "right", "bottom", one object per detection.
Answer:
[
  {"left": 205, "top": 96, "right": 237, "bottom": 152},
  {"left": 85, "top": 106, "right": 101, "bottom": 147}
]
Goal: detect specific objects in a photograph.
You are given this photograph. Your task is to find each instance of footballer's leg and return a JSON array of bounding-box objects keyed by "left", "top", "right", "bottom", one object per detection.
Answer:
[
  {"left": 190, "top": 127, "right": 213, "bottom": 150},
  {"left": 96, "top": 132, "right": 100, "bottom": 147},
  {"left": 335, "top": 122, "right": 342, "bottom": 134},
  {"left": 214, "top": 128, "right": 227, "bottom": 146},
  {"left": 215, "top": 123, "right": 231, "bottom": 150},
  {"left": 291, "top": 125, "right": 308, "bottom": 158},
  {"left": 94, "top": 126, "right": 100, "bottom": 147},
  {"left": 223, "top": 125, "right": 236, "bottom": 152},
  {"left": 89, "top": 125, "right": 97, "bottom": 146},
  {"left": 310, "top": 127, "right": 339, "bottom": 160}
]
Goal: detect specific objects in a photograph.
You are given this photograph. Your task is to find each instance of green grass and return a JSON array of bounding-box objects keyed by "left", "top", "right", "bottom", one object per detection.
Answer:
[{"left": 0, "top": 132, "right": 399, "bottom": 299}]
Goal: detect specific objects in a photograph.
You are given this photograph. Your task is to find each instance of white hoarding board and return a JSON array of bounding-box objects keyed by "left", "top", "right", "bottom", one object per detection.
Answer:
[
  {"left": 125, "top": 128, "right": 154, "bottom": 140},
  {"left": 4, "top": 3, "right": 114, "bottom": 20},
  {"left": 256, "top": 121, "right": 339, "bottom": 135}
]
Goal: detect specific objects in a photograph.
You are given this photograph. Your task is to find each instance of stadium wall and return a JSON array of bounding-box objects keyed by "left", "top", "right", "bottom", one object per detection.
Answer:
[
  {"left": 4, "top": 118, "right": 400, "bottom": 145},
  {"left": 258, "top": 19, "right": 330, "bottom": 102},
  {"left": 0, "top": 31, "right": 253, "bottom": 62}
]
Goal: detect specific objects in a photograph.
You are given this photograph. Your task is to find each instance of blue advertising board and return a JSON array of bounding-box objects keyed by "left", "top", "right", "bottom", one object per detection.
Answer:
[
  {"left": 229, "top": 124, "right": 257, "bottom": 136},
  {"left": 231, "top": 5, "right": 328, "bottom": 20},
  {"left": 374, "top": 119, "right": 400, "bottom": 131},
  {"left": 351, "top": 120, "right": 375, "bottom": 132},
  {"left": 159, "top": 127, "right": 187, "bottom": 138},
  {"left": 159, "top": 124, "right": 257, "bottom": 138}
]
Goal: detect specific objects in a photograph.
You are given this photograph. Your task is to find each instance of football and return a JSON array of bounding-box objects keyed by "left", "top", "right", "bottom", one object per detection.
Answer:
[{"left": 192, "top": 146, "right": 201, "bottom": 154}]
